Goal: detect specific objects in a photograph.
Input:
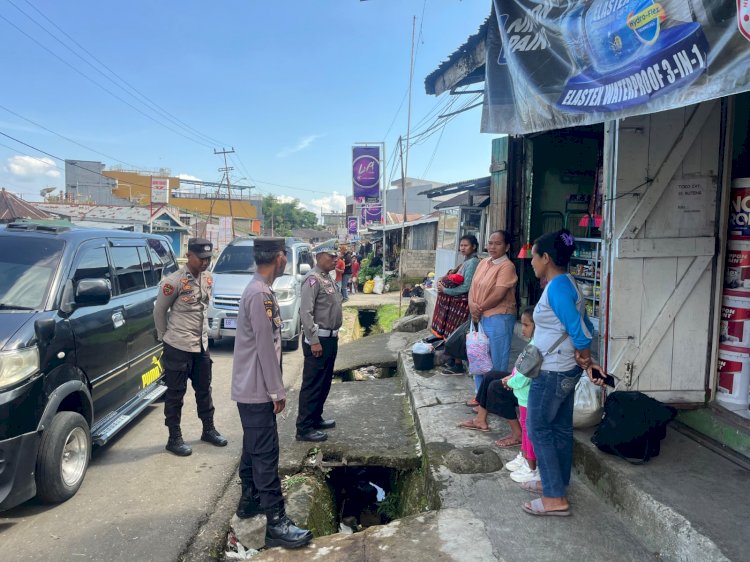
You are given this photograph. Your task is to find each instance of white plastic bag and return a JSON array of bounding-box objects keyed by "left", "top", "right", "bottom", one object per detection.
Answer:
[
  {"left": 466, "top": 322, "right": 492, "bottom": 375},
  {"left": 573, "top": 374, "right": 603, "bottom": 429},
  {"left": 373, "top": 276, "right": 384, "bottom": 294},
  {"left": 412, "top": 341, "right": 433, "bottom": 354}
]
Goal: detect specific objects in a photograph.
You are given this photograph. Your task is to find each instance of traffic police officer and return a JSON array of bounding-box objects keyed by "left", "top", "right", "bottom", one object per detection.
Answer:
[
  {"left": 154, "top": 237, "right": 227, "bottom": 457},
  {"left": 231, "top": 238, "right": 312, "bottom": 549},
  {"left": 295, "top": 244, "right": 343, "bottom": 442}
]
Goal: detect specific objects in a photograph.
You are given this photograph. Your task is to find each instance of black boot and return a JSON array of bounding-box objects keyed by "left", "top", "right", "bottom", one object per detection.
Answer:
[
  {"left": 166, "top": 426, "right": 192, "bottom": 456},
  {"left": 236, "top": 483, "right": 263, "bottom": 519},
  {"left": 201, "top": 420, "right": 228, "bottom": 447},
  {"left": 265, "top": 502, "right": 313, "bottom": 549}
]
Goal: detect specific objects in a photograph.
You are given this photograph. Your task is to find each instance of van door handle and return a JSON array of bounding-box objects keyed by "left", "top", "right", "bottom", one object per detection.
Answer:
[{"left": 112, "top": 311, "right": 126, "bottom": 329}]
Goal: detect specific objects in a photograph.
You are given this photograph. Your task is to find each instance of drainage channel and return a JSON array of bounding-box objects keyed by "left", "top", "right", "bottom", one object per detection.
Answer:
[{"left": 337, "top": 307, "right": 398, "bottom": 382}]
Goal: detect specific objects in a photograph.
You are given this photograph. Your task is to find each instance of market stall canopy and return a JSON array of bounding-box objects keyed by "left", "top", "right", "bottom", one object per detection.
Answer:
[
  {"left": 427, "top": 0, "right": 750, "bottom": 135},
  {"left": 419, "top": 176, "right": 491, "bottom": 199}
]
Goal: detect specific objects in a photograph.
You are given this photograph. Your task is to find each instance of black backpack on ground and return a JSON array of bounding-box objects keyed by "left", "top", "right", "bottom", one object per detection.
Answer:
[{"left": 591, "top": 391, "right": 677, "bottom": 464}]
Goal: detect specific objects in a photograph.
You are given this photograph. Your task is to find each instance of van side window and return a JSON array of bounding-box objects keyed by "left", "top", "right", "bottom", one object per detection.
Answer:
[
  {"left": 139, "top": 246, "right": 159, "bottom": 287},
  {"left": 298, "top": 249, "right": 314, "bottom": 270},
  {"left": 73, "top": 247, "right": 110, "bottom": 284},
  {"left": 110, "top": 246, "right": 147, "bottom": 294},
  {"left": 148, "top": 239, "right": 178, "bottom": 275}
]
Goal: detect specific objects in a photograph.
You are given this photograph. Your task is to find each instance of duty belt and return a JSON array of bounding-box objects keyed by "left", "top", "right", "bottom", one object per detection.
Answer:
[{"left": 317, "top": 328, "right": 339, "bottom": 337}]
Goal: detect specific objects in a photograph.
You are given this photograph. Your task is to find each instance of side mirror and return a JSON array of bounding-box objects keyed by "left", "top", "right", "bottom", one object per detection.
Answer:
[
  {"left": 34, "top": 318, "right": 56, "bottom": 343},
  {"left": 299, "top": 263, "right": 311, "bottom": 275},
  {"left": 74, "top": 278, "right": 112, "bottom": 307}
]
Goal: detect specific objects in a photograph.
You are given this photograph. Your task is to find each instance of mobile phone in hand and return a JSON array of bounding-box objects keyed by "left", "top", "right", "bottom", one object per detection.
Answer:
[{"left": 590, "top": 366, "right": 616, "bottom": 387}]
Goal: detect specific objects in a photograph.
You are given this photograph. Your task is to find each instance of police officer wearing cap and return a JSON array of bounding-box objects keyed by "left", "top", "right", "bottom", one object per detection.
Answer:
[
  {"left": 154, "top": 237, "right": 227, "bottom": 456},
  {"left": 231, "top": 238, "right": 312, "bottom": 549},
  {"left": 295, "top": 244, "right": 343, "bottom": 442}
]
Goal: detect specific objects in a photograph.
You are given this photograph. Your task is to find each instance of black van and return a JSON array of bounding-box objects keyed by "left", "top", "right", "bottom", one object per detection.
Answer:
[{"left": 0, "top": 223, "right": 178, "bottom": 511}]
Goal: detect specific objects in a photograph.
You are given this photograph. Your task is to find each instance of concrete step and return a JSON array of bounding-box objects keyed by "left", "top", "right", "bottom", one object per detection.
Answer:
[{"left": 574, "top": 426, "right": 750, "bottom": 562}]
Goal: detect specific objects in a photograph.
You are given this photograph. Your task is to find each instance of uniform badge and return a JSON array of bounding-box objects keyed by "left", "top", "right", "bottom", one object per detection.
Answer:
[
  {"left": 308, "top": 277, "right": 317, "bottom": 287},
  {"left": 181, "top": 295, "right": 193, "bottom": 303},
  {"left": 162, "top": 283, "right": 175, "bottom": 296},
  {"left": 206, "top": 275, "right": 213, "bottom": 287}
]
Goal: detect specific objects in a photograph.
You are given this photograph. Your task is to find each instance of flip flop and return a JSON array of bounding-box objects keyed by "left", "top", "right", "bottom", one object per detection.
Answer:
[
  {"left": 493, "top": 436, "right": 522, "bottom": 448},
  {"left": 522, "top": 498, "right": 570, "bottom": 517},
  {"left": 519, "top": 480, "right": 543, "bottom": 494},
  {"left": 465, "top": 398, "right": 479, "bottom": 407},
  {"left": 457, "top": 419, "right": 490, "bottom": 432}
]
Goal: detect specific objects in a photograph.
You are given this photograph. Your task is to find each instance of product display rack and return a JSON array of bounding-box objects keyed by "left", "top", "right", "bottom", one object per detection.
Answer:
[{"left": 569, "top": 237, "right": 602, "bottom": 330}]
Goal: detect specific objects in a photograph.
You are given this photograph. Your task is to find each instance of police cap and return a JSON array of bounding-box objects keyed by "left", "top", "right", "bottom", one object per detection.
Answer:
[
  {"left": 254, "top": 237, "right": 286, "bottom": 253},
  {"left": 187, "top": 238, "right": 213, "bottom": 258},
  {"left": 313, "top": 244, "right": 338, "bottom": 256}
]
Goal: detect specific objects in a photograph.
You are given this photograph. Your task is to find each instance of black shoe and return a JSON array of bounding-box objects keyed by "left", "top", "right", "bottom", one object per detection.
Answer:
[
  {"left": 166, "top": 426, "right": 192, "bottom": 457},
  {"left": 236, "top": 483, "right": 263, "bottom": 519},
  {"left": 265, "top": 502, "right": 313, "bottom": 549},
  {"left": 201, "top": 423, "right": 228, "bottom": 447},
  {"left": 295, "top": 429, "right": 328, "bottom": 442},
  {"left": 313, "top": 419, "right": 336, "bottom": 430}
]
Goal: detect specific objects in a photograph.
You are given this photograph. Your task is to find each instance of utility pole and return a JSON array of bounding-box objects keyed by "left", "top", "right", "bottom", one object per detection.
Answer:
[
  {"left": 399, "top": 15, "right": 416, "bottom": 314},
  {"left": 214, "top": 147, "right": 236, "bottom": 239}
]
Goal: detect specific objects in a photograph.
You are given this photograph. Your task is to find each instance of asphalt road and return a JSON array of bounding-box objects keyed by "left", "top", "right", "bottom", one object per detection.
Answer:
[{"left": 0, "top": 339, "right": 304, "bottom": 562}]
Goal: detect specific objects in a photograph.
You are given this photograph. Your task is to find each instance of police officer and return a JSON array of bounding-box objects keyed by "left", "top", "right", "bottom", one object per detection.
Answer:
[
  {"left": 231, "top": 238, "right": 312, "bottom": 549},
  {"left": 295, "top": 244, "right": 343, "bottom": 442},
  {"left": 154, "top": 238, "right": 227, "bottom": 457}
]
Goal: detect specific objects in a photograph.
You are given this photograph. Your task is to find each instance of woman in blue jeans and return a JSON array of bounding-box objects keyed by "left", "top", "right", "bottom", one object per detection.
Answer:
[{"left": 523, "top": 229, "right": 593, "bottom": 517}]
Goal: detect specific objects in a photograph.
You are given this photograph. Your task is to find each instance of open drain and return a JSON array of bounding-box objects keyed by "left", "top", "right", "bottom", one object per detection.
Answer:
[
  {"left": 340, "top": 365, "right": 397, "bottom": 382},
  {"left": 326, "top": 466, "right": 399, "bottom": 532},
  {"left": 357, "top": 309, "right": 378, "bottom": 337}
]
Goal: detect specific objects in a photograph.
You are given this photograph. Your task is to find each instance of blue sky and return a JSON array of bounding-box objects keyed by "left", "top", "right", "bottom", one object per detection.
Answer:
[{"left": 0, "top": 1, "right": 494, "bottom": 215}]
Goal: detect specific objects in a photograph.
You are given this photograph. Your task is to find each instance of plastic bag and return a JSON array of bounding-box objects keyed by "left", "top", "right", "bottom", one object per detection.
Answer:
[
  {"left": 444, "top": 320, "right": 470, "bottom": 361},
  {"left": 363, "top": 279, "right": 375, "bottom": 294},
  {"left": 573, "top": 375, "right": 603, "bottom": 429},
  {"left": 412, "top": 341, "right": 433, "bottom": 354},
  {"left": 373, "top": 276, "right": 384, "bottom": 294},
  {"left": 466, "top": 322, "right": 492, "bottom": 375}
]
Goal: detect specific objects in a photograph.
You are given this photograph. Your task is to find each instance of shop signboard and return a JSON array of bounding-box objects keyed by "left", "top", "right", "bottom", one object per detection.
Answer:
[
  {"left": 347, "top": 216, "right": 358, "bottom": 234},
  {"left": 151, "top": 177, "right": 169, "bottom": 204},
  {"left": 352, "top": 146, "right": 380, "bottom": 201},
  {"left": 482, "top": 0, "right": 750, "bottom": 134},
  {"left": 360, "top": 205, "right": 382, "bottom": 225}
]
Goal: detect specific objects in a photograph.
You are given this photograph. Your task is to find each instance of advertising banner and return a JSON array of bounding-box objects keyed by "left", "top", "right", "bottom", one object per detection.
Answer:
[
  {"left": 481, "top": 0, "right": 750, "bottom": 134},
  {"left": 347, "top": 216, "right": 358, "bottom": 234},
  {"left": 352, "top": 146, "right": 381, "bottom": 200},
  {"left": 151, "top": 177, "right": 170, "bottom": 204},
  {"left": 360, "top": 205, "right": 382, "bottom": 225}
]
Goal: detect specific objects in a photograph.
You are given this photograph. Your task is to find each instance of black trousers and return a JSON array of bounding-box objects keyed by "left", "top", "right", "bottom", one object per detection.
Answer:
[
  {"left": 296, "top": 336, "right": 338, "bottom": 434},
  {"left": 162, "top": 343, "right": 215, "bottom": 428},
  {"left": 476, "top": 370, "right": 517, "bottom": 420},
  {"left": 237, "top": 402, "right": 283, "bottom": 510}
]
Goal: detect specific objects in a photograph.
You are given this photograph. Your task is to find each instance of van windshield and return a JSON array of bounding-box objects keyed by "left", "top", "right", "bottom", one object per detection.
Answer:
[
  {"left": 213, "top": 244, "right": 295, "bottom": 275},
  {"left": 0, "top": 236, "right": 64, "bottom": 310}
]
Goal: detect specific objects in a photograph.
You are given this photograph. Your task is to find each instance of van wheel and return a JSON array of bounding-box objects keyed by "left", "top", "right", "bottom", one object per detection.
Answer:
[{"left": 36, "top": 412, "right": 91, "bottom": 504}]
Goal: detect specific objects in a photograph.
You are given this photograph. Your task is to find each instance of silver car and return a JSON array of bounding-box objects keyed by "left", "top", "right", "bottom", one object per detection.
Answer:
[{"left": 208, "top": 238, "right": 314, "bottom": 350}]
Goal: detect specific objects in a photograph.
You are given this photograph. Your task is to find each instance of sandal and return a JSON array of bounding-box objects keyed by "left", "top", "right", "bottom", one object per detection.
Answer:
[
  {"left": 465, "top": 398, "right": 479, "bottom": 407},
  {"left": 493, "top": 435, "right": 522, "bottom": 448},
  {"left": 457, "top": 419, "right": 490, "bottom": 432},
  {"left": 519, "top": 480, "right": 543, "bottom": 494},
  {"left": 522, "top": 498, "right": 570, "bottom": 517}
]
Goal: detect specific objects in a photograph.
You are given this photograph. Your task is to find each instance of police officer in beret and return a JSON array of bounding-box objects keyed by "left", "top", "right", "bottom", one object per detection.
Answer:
[
  {"left": 231, "top": 237, "right": 312, "bottom": 549},
  {"left": 154, "top": 237, "right": 227, "bottom": 456},
  {"left": 295, "top": 244, "right": 343, "bottom": 442}
]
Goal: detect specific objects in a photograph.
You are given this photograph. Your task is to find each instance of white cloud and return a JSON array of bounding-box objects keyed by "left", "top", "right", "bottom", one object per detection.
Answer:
[
  {"left": 6, "top": 155, "right": 60, "bottom": 179},
  {"left": 177, "top": 173, "right": 202, "bottom": 181},
  {"left": 310, "top": 191, "right": 346, "bottom": 216},
  {"left": 276, "top": 134, "right": 323, "bottom": 158},
  {"left": 276, "top": 194, "right": 298, "bottom": 204}
]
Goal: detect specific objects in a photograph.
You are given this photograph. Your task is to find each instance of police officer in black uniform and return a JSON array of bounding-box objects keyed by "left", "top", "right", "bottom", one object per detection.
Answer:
[
  {"left": 295, "top": 244, "right": 343, "bottom": 442},
  {"left": 154, "top": 238, "right": 227, "bottom": 456}
]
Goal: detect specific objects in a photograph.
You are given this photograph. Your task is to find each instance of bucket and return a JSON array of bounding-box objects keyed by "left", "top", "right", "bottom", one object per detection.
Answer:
[
  {"left": 412, "top": 351, "right": 434, "bottom": 371},
  {"left": 720, "top": 294, "right": 750, "bottom": 349},
  {"left": 728, "top": 178, "right": 750, "bottom": 240},
  {"left": 717, "top": 344, "right": 750, "bottom": 408},
  {"left": 724, "top": 240, "right": 750, "bottom": 296}
]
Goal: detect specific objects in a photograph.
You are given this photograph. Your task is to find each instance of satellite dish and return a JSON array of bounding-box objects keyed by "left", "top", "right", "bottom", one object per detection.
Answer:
[{"left": 40, "top": 187, "right": 56, "bottom": 197}]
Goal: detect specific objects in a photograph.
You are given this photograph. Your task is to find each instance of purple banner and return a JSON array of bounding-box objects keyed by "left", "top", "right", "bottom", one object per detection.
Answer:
[
  {"left": 352, "top": 146, "right": 380, "bottom": 200},
  {"left": 361, "top": 205, "right": 382, "bottom": 225},
  {"left": 347, "top": 216, "right": 358, "bottom": 234}
]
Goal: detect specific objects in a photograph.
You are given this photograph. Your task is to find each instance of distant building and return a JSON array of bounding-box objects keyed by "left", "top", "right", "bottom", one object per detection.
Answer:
[
  {"left": 345, "top": 177, "right": 447, "bottom": 224},
  {"left": 321, "top": 211, "right": 347, "bottom": 233}
]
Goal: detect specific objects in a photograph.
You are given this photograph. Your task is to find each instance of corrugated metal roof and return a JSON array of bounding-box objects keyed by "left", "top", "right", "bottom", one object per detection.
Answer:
[
  {"left": 434, "top": 191, "right": 490, "bottom": 210},
  {"left": 420, "top": 176, "right": 491, "bottom": 198},
  {"left": 369, "top": 214, "right": 439, "bottom": 232},
  {"left": 37, "top": 203, "right": 188, "bottom": 229},
  {"left": 0, "top": 189, "right": 52, "bottom": 221}
]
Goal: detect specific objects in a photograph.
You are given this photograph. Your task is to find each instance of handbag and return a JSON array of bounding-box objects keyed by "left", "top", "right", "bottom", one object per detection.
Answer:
[
  {"left": 444, "top": 319, "right": 470, "bottom": 360},
  {"left": 466, "top": 322, "right": 493, "bottom": 376},
  {"left": 514, "top": 332, "right": 569, "bottom": 379}
]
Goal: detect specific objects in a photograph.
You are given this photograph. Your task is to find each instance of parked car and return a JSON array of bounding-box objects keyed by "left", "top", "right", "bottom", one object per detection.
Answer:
[
  {"left": 208, "top": 237, "right": 313, "bottom": 350},
  {"left": 0, "top": 223, "right": 177, "bottom": 512}
]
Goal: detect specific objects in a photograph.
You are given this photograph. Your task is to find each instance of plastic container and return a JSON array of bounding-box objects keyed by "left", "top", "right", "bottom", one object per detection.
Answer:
[
  {"left": 412, "top": 351, "right": 435, "bottom": 371},
  {"left": 723, "top": 240, "right": 750, "bottom": 296},
  {"left": 728, "top": 178, "right": 750, "bottom": 240},
  {"left": 717, "top": 344, "right": 750, "bottom": 408},
  {"left": 720, "top": 294, "right": 750, "bottom": 349}
]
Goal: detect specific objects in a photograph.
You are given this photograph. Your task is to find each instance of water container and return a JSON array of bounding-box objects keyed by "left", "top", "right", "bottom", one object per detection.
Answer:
[
  {"left": 728, "top": 178, "right": 750, "bottom": 240},
  {"left": 717, "top": 344, "right": 750, "bottom": 408}
]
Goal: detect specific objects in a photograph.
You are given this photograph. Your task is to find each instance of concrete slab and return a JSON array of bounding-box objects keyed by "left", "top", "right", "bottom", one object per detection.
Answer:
[
  {"left": 334, "top": 329, "right": 429, "bottom": 373},
  {"left": 277, "top": 378, "right": 421, "bottom": 475},
  {"left": 575, "top": 427, "right": 749, "bottom": 562},
  {"left": 252, "top": 508, "right": 498, "bottom": 561}
]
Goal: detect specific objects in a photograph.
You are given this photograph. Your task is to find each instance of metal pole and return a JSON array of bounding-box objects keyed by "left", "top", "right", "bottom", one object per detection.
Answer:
[
  {"left": 399, "top": 16, "right": 416, "bottom": 314},
  {"left": 381, "top": 141, "right": 387, "bottom": 282}
]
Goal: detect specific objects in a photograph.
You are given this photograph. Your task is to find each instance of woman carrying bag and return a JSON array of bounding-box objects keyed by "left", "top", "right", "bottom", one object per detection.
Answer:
[
  {"left": 467, "top": 230, "right": 518, "bottom": 402},
  {"left": 523, "top": 229, "right": 593, "bottom": 517}
]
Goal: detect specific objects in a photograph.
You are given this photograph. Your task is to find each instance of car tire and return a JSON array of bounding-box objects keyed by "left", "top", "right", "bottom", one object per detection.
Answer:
[
  {"left": 35, "top": 411, "right": 91, "bottom": 504},
  {"left": 284, "top": 322, "right": 301, "bottom": 351}
]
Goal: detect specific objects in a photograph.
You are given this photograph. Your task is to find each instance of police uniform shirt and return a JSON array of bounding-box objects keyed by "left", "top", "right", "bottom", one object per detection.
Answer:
[
  {"left": 154, "top": 266, "right": 212, "bottom": 352},
  {"left": 300, "top": 265, "right": 343, "bottom": 346},
  {"left": 231, "top": 273, "right": 286, "bottom": 403}
]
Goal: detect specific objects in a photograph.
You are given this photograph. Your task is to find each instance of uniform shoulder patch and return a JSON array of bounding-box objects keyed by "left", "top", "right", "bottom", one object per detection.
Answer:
[
  {"left": 308, "top": 277, "right": 317, "bottom": 286},
  {"left": 162, "top": 283, "right": 175, "bottom": 296}
]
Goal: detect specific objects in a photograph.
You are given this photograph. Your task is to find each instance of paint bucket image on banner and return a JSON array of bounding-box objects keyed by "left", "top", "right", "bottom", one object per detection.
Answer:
[
  {"left": 728, "top": 178, "right": 750, "bottom": 240},
  {"left": 723, "top": 240, "right": 750, "bottom": 295},
  {"left": 717, "top": 344, "right": 750, "bottom": 408}
]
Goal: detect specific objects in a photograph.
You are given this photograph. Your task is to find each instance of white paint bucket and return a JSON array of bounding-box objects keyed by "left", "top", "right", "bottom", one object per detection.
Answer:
[
  {"left": 717, "top": 344, "right": 750, "bottom": 408},
  {"left": 724, "top": 241, "right": 750, "bottom": 296},
  {"left": 728, "top": 178, "right": 750, "bottom": 240},
  {"left": 720, "top": 294, "right": 750, "bottom": 349}
]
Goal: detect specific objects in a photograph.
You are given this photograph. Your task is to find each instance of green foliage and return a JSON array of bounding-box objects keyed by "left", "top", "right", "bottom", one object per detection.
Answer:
[
  {"left": 262, "top": 194, "right": 319, "bottom": 236},
  {"left": 377, "top": 491, "right": 401, "bottom": 520},
  {"left": 376, "top": 304, "right": 401, "bottom": 333},
  {"left": 357, "top": 252, "right": 380, "bottom": 285}
]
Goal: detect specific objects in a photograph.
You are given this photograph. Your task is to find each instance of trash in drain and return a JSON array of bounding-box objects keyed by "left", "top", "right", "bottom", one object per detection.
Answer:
[
  {"left": 327, "top": 466, "right": 398, "bottom": 532},
  {"left": 341, "top": 365, "right": 397, "bottom": 381}
]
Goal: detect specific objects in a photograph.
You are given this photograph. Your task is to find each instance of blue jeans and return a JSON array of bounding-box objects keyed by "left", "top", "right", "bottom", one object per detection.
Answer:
[
  {"left": 478, "top": 313, "right": 515, "bottom": 393},
  {"left": 527, "top": 366, "right": 582, "bottom": 498},
  {"left": 341, "top": 274, "right": 350, "bottom": 300}
]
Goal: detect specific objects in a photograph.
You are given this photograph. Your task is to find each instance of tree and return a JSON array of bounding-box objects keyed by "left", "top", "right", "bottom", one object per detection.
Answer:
[{"left": 262, "top": 195, "right": 319, "bottom": 236}]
